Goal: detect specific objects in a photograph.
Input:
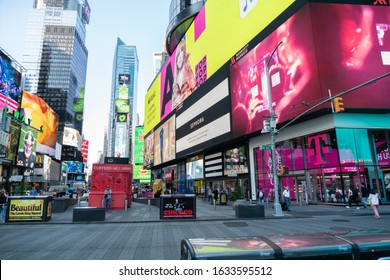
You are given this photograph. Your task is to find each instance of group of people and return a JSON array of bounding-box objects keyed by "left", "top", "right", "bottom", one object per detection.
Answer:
[{"left": 347, "top": 184, "right": 381, "bottom": 219}]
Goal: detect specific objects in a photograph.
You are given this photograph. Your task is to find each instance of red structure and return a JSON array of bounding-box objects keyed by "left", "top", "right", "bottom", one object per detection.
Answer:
[{"left": 89, "top": 164, "right": 133, "bottom": 209}]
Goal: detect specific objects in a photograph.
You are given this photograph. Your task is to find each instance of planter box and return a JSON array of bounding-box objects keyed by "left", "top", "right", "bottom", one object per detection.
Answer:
[{"left": 235, "top": 204, "right": 265, "bottom": 218}]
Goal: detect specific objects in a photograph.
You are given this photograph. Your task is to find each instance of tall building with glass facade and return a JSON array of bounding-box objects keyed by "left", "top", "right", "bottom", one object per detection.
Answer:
[
  {"left": 107, "top": 38, "right": 138, "bottom": 162},
  {"left": 22, "top": 0, "right": 90, "bottom": 138}
]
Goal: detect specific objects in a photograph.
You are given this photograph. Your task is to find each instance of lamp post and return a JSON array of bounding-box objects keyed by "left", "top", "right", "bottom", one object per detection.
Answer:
[{"left": 264, "top": 41, "right": 283, "bottom": 217}]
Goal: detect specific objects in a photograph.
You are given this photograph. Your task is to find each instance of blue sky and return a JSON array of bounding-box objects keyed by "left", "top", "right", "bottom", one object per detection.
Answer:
[{"left": 0, "top": 0, "right": 171, "bottom": 164}]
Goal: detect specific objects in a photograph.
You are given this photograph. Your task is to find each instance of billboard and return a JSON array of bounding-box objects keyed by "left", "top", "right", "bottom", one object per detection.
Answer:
[
  {"left": 312, "top": 3, "right": 390, "bottom": 109},
  {"left": 176, "top": 78, "right": 231, "bottom": 158},
  {"left": 118, "top": 74, "right": 130, "bottom": 85},
  {"left": 224, "top": 146, "right": 248, "bottom": 175},
  {"left": 21, "top": 90, "right": 59, "bottom": 156},
  {"left": 66, "top": 161, "right": 83, "bottom": 174},
  {"left": 133, "top": 164, "right": 151, "bottom": 183},
  {"left": 0, "top": 121, "right": 20, "bottom": 164},
  {"left": 116, "top": 113, "right": 127, "bottom": 123},
  {"left": 144, "top": 0, "right": 296, "bottom": 134},
  {"left": 153, "top": 115, "right": 175, "bottom": 166},
  {"left": 0, "top": 49, "right": 22, "bottom": 110},
  {"left": 114, "top": 122, "right": 127, "bottom": 158},
  {"left": 134, "top": 126, "right": 144, "bottom": 165},
  {"left": 16, "top": 124, "right": 39, "bottom": 169},
  {"left": 186, "top": 155, "right": 204, "bottom": 180},
  {"left": 115, "top": 99, "right": 130, "bottom": 113},
  {"left": 144, "top": 132, "right": 154, "bottom": 167},
  {"left": 63, "top": 127, "right": 81, "bottom": 149}
]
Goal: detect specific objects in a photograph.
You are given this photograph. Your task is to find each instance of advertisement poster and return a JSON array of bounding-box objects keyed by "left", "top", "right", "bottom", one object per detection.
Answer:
[
  {"left": 8, "top": 199, "right": 44, "bottom": 221},
  {"left": 224, "top": 146, "right": 248, "bottom": 175},
  {"left": 16, "top": 124, "right": 38, "bottom": 168},
  {"left": 153, "top": 115, "right": 175, "bottom": 166},
  {"left": 160, "top": 195, "right": 196, "bottom": 219}
]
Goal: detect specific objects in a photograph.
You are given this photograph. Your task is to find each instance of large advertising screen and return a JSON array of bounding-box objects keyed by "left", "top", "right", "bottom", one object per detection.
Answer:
[
  {"left": 144, "top": 0, "right": 296, "bottom": 134},
  {"left": 133, "top": 165, "right": 151, "bottom": 183},
  {"left": 144, "top": 132, "right": 154, "bottom": 167},
  {"left": 134, "top": 126, "right": 144, "bottom": 165},
  {"left": 186, "top": 155, "right": 204, "bottom": 180},
  {"left": 176, "top": 78, "right": 231, "bottom": 158},
  {"left": 0, "top": 49, "right": 22, "bottom": 112},
  {"left": 21, "top": 91, "right": 59, "bottom": 156},
  {"left": 224, "top": 146, "right": 248, "bottom": 175},
  {"left": 115, "top": 99, "right": 130, "bottom": 113},
  {"left": 63, "top": 127, "right": 81, "bottom": 149},
  {"left": 114, "top": 122, "right": 127, "bottom": 158},
  {"left": 0, "top": 121, "right": 20, "bottom": 164},
  {"left": 312, "top": 3, "right": 390, "bottom": 109},
  {"left": 153, "top": 115, "right": 175, "bottom": 166},
  {"left": 16, "top": 124, "right": 39, "bottom": 169},
  {"left": 230, "top": 4, "right": 322, "bottom": 137}
]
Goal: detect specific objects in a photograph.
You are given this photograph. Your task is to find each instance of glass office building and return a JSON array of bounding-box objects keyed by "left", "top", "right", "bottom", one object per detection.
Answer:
[
  {"left": 22, "top": 0, "right": 90, "bottom": 138},
  {"left": 107, "top": 38, "right": 139, "bottom": 162}
]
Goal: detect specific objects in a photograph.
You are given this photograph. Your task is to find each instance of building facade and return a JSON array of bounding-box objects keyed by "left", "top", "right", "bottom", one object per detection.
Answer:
[
  {"left": 22, "top": 0, "right": 90, "bottom": 138},
  {"left": 144, "top": 0, "right": 390, "bottom": 205},
  {"left": 107, "top": 38, "right": 138, "bottom": 162}
]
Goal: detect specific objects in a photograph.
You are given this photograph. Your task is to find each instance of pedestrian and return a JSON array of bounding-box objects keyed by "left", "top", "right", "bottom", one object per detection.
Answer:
[
  {"left": 30, "top": 186, "right": 38, "bottom": 196},
  {"left": 360, "top": 183, "right": 370, "bottom": 208},
  {"left": 368, "top": 189, "right": 380, "bottom": 219},
  {"left": 0, "top": 189, "right": 8, "bottom": 223},
  {"left": 258, "top": 188, "right": 264, "bottom": 204},
  {"left": 346, "top": 185, "right": 359, "bottom": 209},
  {"left": 212, "top": 188, "right": 219, "bottom": 205},
  {"left": 104, "top": 186, "right": 112, "bottom": 212},
  {"left": 282, "top": 186, "right": 291, "bottom": 211},
  {"left": 207, "top": 187, "right": 212, "bottom": 202}
]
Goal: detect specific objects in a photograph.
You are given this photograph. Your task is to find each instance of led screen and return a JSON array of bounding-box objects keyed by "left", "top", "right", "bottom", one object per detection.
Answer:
[
  {"left": 16, "top": 124, "right": 38, "bottom": 169},
  {"left": 21, "top": 90, "right": 59, "bottom": 156},
  {"left": 63, "top": 127, "right": 81, "bottom": 149},
  {"left": 115, "top": 99, "right": 130, "bottom": 113},
  {"left": 186, "top": 158, "right": 204, "bottom": 179},
  {"left": 134, "top": 126, "right": 144, "bottom": 165},
  {"left": 114, "top": 122, "right": 127, "bottom": 158},
  {"left": 0, "top": 49, "right": 22, "bottom": 107},
  {"left": 144, "top": 132, "right": 154, "bottom": 167},
  {"left": 224, "top": 146, "right": 248, "bottom": 175},
  {"left": 153, "top": 115, "right": 175, "bottom": 166}
]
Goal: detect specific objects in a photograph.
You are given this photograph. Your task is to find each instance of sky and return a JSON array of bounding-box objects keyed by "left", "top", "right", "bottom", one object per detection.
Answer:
[{"left": 0, "top": 0, "right": 171, "bottom": 165}]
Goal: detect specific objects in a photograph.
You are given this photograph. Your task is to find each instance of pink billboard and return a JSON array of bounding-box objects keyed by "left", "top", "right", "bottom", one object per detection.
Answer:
[
  {"left": 230, "top": 3, "right": 390, "bottom": 139},
  {"left": 230, "top": 5, "right": 322, "bottom": 137}
]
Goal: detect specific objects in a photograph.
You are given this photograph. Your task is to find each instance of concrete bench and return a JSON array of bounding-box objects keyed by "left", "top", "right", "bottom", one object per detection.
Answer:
[
  {"left": 73, "top": 207, "right": 106, "bottom": 222},
  {"left": 235, "top": 204, "right": 265, "bottom": 218}
]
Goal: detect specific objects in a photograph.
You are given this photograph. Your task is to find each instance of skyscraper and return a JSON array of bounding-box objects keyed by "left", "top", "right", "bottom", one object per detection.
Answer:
[
  {"left": 22, "top": 0, "right": 90, "bottom": 139},
  {"left": 107, "top": 38, "right": 138, "bottom": 162}
]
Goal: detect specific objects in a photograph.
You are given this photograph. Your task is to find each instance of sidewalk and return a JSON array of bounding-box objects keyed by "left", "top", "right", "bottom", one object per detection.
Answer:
[{"left": 47, "top": 197, "right": 390, "bottom": 224}]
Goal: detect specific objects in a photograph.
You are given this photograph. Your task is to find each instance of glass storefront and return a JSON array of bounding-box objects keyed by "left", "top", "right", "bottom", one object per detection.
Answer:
[{"left": 254, "top": 128, "right": 390, "bottom": 204}]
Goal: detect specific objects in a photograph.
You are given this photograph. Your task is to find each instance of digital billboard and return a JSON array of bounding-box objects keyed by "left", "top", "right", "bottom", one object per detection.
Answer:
[
  {"left": 63, "top": 127, "right": 81, "bottom": 149},
  {"left": 115, "top": 99, "right": 130, "bottom": 113},
  {"left": 21, "top": 91, "right": 59, "bottom": 156},
  {"left": 118, "top": 83, "right": 129, "bottom": 99},
  {"left": 186, "top": 155, "right": 204, "bottom": 180},
  {"left": 144, "top": 132, "right": 154, "bottom": 167},
  {"left": 224, "top": 146, "right": 248, "bottom": 175},
  {"left": 176, "top": 78, "right": 231, "bottom": 158},
  {"left": 114, "top": 122, "right": 127, "bottom": 158},
  {"left": 230, "top": 4, "right": 322, "bottom": 137},
  {"left": 134, "top": 126, "right": 144, "bottom": 165},
  {"left": 144, "top": 0, "right": 296, "bottom": 133},
  {"left": 116, "top": 113, "right": 127, "bottom": 123},
  {"left": 133, "top": 165, "right": 151, "bottom": 183},
  {"left": 118, "top": 74, "right": 130, "bottom": 85},
  {"left": 0, "top": 121, "right": 20, "bottom": 164},
  {"left": 312, "top": 3, "right": 390, "bottom": 109},
  {"left": 0, "top": 49, "right": 22, "bottom": 108},
  {"left": 73, "top": 86, "right": 85, "bottom": 123},
  {"left": 153, "top": 115, "right": 175, "bottom": 166},
  {"left": 16, "top": 124, "right": 39, "bottom": 169}
]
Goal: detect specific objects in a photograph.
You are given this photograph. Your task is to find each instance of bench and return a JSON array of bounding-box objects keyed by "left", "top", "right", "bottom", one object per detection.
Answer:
[
  {"left": 73, "top": 207, "right": 106, "bottom": 222},
  {"left": 235, "top": 204, "right": 265, "bottom": 218}
]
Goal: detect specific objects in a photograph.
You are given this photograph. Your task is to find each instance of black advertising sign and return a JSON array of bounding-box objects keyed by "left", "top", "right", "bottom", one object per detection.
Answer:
[{"left": 160, "top": 195, "right": 196, "bottom": 219}]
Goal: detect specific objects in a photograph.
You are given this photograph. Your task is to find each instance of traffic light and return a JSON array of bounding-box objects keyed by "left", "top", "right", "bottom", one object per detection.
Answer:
[
  {"left": 333, "top": 97, "right": 345, "bottom": 113},
  {"left": 280, "top": 165, "right": 289, "bottom": 175}
]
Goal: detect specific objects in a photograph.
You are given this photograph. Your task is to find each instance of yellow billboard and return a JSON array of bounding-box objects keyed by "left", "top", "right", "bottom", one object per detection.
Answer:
[
  {"left": 144, "top": 75, "right": 161, "bottom": 134},
  {"left": 144, "top": 0, "right": 296, "bottom": 133},
  {"left": 8, "top": 199, "right": 44, "bottom": 221}
]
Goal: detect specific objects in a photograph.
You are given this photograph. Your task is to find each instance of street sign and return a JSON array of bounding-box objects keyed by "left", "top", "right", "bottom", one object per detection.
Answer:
[{"left": 260, "top": 145, "right": 272, "bottom": 150}]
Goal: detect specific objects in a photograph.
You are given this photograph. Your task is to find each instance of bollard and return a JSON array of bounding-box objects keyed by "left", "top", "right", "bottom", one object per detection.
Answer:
[
  {"left": 124, "top": 199, "right": 128, "bottom": 211},
  {"left": 148, "top": 199, "right": 151, "bottom": 211},
  {"left": 213, "top": 199, "right": 216, "bottom": 210},
  {"left": 101, "top": 199, "right": 104, "bottom": 208},
  {"left": 77, "top": 197, "right": 80, "bottom": 207}
]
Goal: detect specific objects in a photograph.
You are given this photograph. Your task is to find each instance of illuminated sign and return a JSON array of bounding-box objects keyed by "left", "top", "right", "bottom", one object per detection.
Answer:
[{"left": 8, "top": 199, "right": 44, "bottom": 221}]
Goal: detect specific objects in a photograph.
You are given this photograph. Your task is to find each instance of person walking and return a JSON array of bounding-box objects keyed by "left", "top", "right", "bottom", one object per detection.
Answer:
[
  {"left": 258, "top": 188, "right": 264, "bottom": 204},
  {"left": 104, "top": 186, "right": 112, "bottom": 212},
  {"left": 360, "top": 184, "right": 370, "bottom": 208},
  {"left": 346, "top": 185, "right": 360, "bottom": 209},
  {"left": 368, "top": 189, "right": 380, "bottom": 219},
  {"left": 282, "top": 186, "right": 291, "bottom": 211},
  {"left": 212, "top": 188, "right": 219, "bottom": 205},
  {"left": 0, "top": 189, "right": 8, "bottom": 223}
]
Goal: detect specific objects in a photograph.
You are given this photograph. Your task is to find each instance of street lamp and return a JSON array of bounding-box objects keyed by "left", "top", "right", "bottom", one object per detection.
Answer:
[{"left": 263, "top": 41, "right": 283, "bottom": 217}]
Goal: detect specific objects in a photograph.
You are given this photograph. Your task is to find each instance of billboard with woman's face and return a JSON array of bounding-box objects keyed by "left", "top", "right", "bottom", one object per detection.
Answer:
[{"left": 16, "top": 124, "right": 38, "bottom": 169}]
